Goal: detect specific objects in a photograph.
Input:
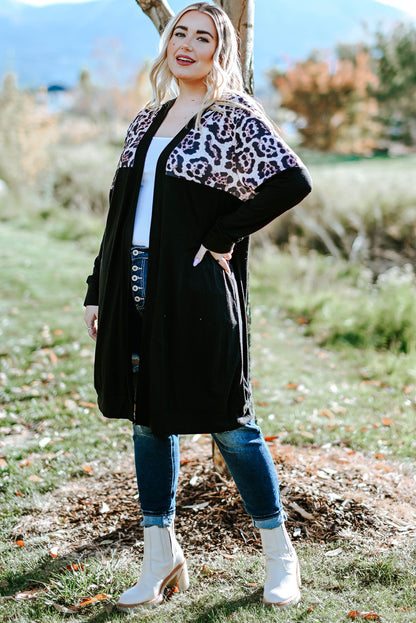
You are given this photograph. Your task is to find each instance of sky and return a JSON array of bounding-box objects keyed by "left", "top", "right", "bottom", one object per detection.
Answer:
[{"left": 15, "top": 0, "right": 416, "bottom": 16}]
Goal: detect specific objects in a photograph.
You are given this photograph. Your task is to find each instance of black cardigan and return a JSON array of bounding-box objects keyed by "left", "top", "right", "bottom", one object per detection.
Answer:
[{"left": 85, "top": 99, "right": 312, "bottom": 435}]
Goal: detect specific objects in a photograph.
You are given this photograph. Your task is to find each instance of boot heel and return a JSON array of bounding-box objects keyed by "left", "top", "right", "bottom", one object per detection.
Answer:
[
  {"left": 167, "top": 561, "right": 189, "bottom": 592},
  {"left": 177, "top": 561, "right": 189, "bottom": 591},
  {"left": 296, "top": 561, "right": 302, "bottom": 588}
]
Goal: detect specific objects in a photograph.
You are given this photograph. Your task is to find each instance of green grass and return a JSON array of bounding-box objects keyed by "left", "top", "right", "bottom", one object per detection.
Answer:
[
  {"left": 1, "top": 547, "right": 415, "bottom": 622},
  {"left": 249, "top": 246, "right": 416, "bottom": 460},
  {"left": 1, "top": 218, "right": 416, "bottom": 621},
  {"left": 258, "top": 153, "right": 416, "bottom": 261}
]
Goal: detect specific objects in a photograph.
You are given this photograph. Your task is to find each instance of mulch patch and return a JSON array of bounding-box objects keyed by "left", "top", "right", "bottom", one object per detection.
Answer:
[{"left": 12, "top": 438, "right": 416, "bottom": 556}]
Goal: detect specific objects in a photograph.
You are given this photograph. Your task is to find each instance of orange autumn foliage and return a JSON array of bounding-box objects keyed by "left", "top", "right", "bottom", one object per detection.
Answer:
[{"left": 272, "top": 49, "right": 380, "bottom": 154}]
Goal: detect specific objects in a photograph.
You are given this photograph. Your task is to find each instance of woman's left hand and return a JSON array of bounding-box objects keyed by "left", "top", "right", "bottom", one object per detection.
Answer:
[{"left": 193, "top": 244, "right": 232, "bottom": 274}]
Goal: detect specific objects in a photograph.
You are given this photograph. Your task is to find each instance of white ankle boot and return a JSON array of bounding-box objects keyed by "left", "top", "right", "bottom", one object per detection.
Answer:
[
  {"left": 260, "top": 523, "right": 301, "bottom": 607},
  {"left": 117, "top": 524, "right": 189, "bottom": 610}
]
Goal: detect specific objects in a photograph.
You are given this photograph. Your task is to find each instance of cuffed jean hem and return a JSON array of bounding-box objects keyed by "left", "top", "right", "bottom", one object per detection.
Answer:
[
  {"left": 141, "top": 513, "right": 175, "bottom": 528},
  {"left": 252, "top": 510, "right": 287, "bottom": 530}
]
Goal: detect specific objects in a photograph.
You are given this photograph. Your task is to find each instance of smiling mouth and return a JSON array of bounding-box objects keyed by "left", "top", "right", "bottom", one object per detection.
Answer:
[{"left": 176, "top": 56, "right": 196, "bottom": 65}]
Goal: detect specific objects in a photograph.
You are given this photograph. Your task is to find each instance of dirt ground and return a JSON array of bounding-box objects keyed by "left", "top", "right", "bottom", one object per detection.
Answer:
[{"left": 12, "top": 436, "right": 416, "bottom": 558}]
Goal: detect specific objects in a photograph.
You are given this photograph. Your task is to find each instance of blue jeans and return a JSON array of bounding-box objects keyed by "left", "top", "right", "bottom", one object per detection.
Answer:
[
  {"left": 131, "top": 246, "right": 148, "bottom": 312},
  {"left": 133, "top": 420, "right": 287, "bottom": 530}
]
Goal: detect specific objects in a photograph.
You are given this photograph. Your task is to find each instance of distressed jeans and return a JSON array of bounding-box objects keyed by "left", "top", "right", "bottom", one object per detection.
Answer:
[{"left": 133, "top": 420, "right": 287, "bottom": 530}]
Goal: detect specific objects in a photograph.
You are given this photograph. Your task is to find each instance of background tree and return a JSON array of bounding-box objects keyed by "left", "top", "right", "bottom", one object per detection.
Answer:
[
  {"left": 0, "top": 73, "right": 58, "bottom": 189},
  {"left": 133, "top": 0, "right": 254, "bottom": 475},
  {"left": 271, "top": 47, "right": 380, "bottom": 154},
  {"left": 373, "top": 21, "right": 416, "bottom": 146},
  {"left": 133, "top": 0, "right": 255, "bottom": 93}
]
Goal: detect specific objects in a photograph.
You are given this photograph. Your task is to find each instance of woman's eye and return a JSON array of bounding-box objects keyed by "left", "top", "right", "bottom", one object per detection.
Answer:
[
  {"left": 198, "top": 37, "right": 209, "bottom": 43},
  {"left": 174, "top": 31, "right": 185, "bottom": 37}
]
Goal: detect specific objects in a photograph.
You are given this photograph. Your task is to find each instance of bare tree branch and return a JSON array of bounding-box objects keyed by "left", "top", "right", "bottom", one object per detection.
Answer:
[{"left": 133, "top": 0, "right": 174, "bottom": 33}]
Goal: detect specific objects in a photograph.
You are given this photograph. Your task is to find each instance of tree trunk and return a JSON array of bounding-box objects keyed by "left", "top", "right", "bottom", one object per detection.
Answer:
[
  {"left": 214, "top": 0, "right": 255, "bottom": 94},
  {"left": 133, "top": 0, "right": 255, "bottom": 476},
  {"left": 133, "top": 0, "right": 174, "bottom": 33}
]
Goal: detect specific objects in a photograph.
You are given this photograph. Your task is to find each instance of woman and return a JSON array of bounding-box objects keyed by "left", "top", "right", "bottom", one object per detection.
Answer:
[{"left": 84, "top": 2, "right": 311, "bottom": 611}]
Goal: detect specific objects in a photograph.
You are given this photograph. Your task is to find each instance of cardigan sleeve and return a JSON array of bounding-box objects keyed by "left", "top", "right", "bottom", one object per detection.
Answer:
[
  {"left": 201, "top": 165, "right": 312, "bottom": 254},
  {"left": 84, "top": 235, "right": 105, "bottom": 306}
]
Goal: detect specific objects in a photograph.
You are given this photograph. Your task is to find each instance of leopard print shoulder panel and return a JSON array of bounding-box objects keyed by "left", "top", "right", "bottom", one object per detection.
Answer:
[
  {"left": 118, "top": 107, "right": 158, "bottom": 169},
  {"left": 166, "top": 94, "right": 302, "bottom": 201}
]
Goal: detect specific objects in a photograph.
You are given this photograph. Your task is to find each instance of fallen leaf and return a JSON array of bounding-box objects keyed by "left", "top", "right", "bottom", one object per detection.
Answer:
[
  {"left": 319, "top": 408, "right": 334, "bottom": 419},
  {"left": 285, "top": 382, "right": 298, "bottom": 390},
  {"left": 296, "top": 316, "right": 309, "bottom": 325},
  {"left": 375, "top": 452, "right": 387, "bottom": 460},
  {"left": 348, "top": 611, "right": 381, "bottom": 620},
  {"left": 381, "top": 418, "right": 393, "bottom": 426},
  {"left": 49, "top": 546, "right": 59, "bottom": 558},
  {"left": 165, "top": 585, "right": 179, "bottom": 600},
  {"left": 82, "top": 464, "right": 93, "bottom": 473},
  {"left": 360, "top": 379, "right": 382, "bottom": 387},
  {"left": 77, "top": 594, "right": 108, "bottom": 608},
  {"left": 289, "top": 501, "right": 314, "bottom": 520},
  {"left": 201, "top": 565, "right": 221, "bottom": 577},
  {"left": 300, "top": 431, "right": 314, "bottom": 439},
  {"left": 15, "top": 491, "right": 22, "bottom": 496},
  {"left": 264, "top": 435, "right": 279, "bottom": 442},
  {"left": 78, "top": 401, "right": 97, "bottom": 409},
  {"left": 332, "top": 405, "right": 347, "bottom": 414},
  {"left": 43, "top": 349, "right": 57, "bottom": 366},
  {"left": 14, "top": 540, "right": 25, "bottom": 547},
  {"left": 317, "top": 470, "right": 331, "bottom": 479},
  {"left": 375, "top": 464, "right": 392, "bottom": 472},
  {"left": 324, "top": 547, "right": 343, "bottom": 557},
  {"left": 182, "top": 501, "right": 209, "bottom": 511},
  {"left": 13, "top": 589, "right": 43, "bottom": 600},
  {"left": 67, "top": 563, "right": 85, "bottom": 572},
  {"left": 256, "top": 401, "right": 268, "bottom": 406},
  {"left": 28, "top": 474, "right": 43, "bottom": 483}
]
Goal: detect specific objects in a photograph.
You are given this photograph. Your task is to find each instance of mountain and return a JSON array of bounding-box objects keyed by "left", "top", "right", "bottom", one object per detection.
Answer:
[{"left": 0, "top": 0, "right": 412, "bottom": 90}]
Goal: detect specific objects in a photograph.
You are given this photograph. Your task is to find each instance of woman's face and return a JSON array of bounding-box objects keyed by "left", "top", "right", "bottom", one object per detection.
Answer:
[{"left": 167, "top": 10, "right": 218, "bottom": 87}]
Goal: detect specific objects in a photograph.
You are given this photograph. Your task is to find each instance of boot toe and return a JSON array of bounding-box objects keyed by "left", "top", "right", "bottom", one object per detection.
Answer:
[
  {"left": 116, "top": 583, "right": 162, "bottom": 610},
  {"left": 263, "top": 588, "right": 301, "bottom": 608}
]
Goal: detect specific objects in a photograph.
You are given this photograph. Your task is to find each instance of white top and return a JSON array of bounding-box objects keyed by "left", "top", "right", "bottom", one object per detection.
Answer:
[{"left": 132, "top": 136, "right": 172, "bottom": 247}]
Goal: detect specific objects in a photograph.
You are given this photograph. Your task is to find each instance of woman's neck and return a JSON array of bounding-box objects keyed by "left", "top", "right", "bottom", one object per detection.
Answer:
[{"left": 176, "top": 81, "right": 207, "bottom": 107}]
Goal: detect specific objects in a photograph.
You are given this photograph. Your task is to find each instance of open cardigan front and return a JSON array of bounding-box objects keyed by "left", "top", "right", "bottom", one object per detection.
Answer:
[{"left": 84, "top": 95, "right": 312, "bottom": 435}]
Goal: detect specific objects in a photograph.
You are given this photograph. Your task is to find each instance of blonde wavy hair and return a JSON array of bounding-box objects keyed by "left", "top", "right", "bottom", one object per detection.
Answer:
[{"left": 147, "top": 2, "right": 249, "bottom": 124}]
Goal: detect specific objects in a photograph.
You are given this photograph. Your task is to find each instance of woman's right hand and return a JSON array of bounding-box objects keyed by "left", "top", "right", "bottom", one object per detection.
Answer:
[{"left": 84, "top": 305, "right": 98, "bottom": 342}]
